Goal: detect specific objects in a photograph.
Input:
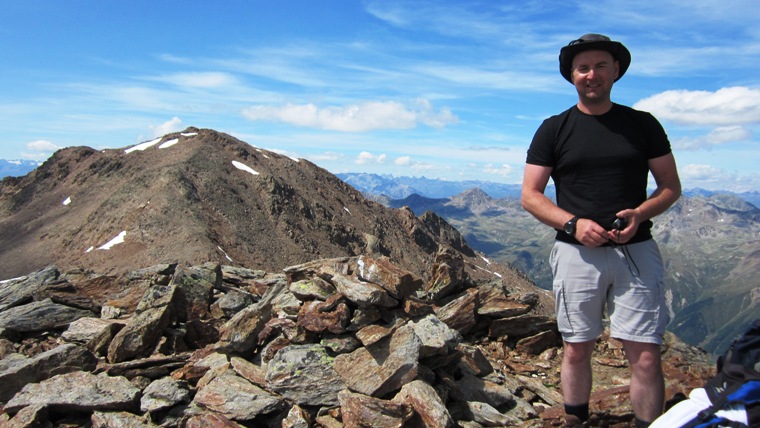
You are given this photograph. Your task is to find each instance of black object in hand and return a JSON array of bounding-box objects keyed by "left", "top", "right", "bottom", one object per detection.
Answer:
[{"left": 612, "top": 217, "right": 627, "bottom": 230}]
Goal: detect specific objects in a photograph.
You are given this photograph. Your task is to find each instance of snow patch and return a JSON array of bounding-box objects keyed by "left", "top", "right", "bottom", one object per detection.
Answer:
[
  {"left": 343, "top": 207, "right": 351, "bottom": 214},
  {"left": 181, "top": 132, "right": 198, "bottom": 137},
  {"left": 62, "top": 196, "right": 72, "bottom": 206},
  {"left": 97, "top": 231, "right": 127, "bottom": 250},
  {"left": 232, "top": 160, "right": 259, "bottom": 176},
  {"left": 217, "top": 246, "right": 233, "bottom": 262},
  {"left": 125, "top": 137, "right": 162, "bottom": 154},
  {"left": 357, "top": 256, "right": 365, "bottom": 278},
  {"left": 159, "top": 138, "right": 179, "bottom": 149}
]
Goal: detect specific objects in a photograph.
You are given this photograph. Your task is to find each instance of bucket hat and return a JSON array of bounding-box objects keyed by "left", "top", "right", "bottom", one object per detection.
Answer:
[{"left": 559, "top": 33, "right": 631, "bottom": 83}]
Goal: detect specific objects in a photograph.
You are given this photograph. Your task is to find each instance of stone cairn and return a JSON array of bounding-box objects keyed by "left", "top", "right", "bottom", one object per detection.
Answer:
[{"left": 0, "top": 252, "right": 561, "bottom": 427}]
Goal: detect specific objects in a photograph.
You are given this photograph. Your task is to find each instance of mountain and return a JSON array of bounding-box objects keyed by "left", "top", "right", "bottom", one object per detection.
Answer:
[
  {"left": 389, "top": 190, "right": 760, "bottom": 355},
  {"left": 0, "top": 128, "right": 532, "bottom": 292},
  {"left": 0, "top": 159, "right": 40, "bottom": 179}
]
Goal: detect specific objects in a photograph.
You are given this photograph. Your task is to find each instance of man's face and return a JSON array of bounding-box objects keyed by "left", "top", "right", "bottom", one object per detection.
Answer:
[{"left": 571, "top": 50, "right": 619, "bottom": 104}]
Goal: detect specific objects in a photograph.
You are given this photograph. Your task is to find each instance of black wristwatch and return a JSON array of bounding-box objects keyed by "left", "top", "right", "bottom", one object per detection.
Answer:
[{"left": 563, "top": 216, "right": 579, "bottom": 237}]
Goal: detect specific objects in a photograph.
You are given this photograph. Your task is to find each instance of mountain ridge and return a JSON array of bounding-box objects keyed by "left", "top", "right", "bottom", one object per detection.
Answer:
[{"left": 0, "top": 128, "right": 532, "bottom": 295}]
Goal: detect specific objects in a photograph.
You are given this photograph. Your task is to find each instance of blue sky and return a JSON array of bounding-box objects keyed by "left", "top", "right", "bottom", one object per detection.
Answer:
[{"left": 2, "top": 1, "right": 759, "bottom": 192}]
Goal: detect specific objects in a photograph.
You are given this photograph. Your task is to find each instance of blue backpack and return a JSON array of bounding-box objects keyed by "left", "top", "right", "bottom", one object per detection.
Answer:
[{"left": 681, "top": 319, "right": 760, "bottom": 427}]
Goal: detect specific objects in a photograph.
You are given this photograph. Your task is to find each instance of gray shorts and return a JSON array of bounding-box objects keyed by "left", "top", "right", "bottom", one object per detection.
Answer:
[{"left": 550, "top": 240, "right": 669, "bottom": 344}]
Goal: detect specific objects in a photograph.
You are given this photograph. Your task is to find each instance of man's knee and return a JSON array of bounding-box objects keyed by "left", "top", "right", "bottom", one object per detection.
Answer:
[
  {"left": 563, "top": 341, "right": 595, "bottom": 365},
  {"left": 622, "top": 341, "right": 662, "bottom": 375}
]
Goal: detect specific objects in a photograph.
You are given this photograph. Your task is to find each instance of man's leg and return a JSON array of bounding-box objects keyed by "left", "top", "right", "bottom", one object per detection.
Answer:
[
  {"left": 561, "top": 340, "right": 596, "bottom": 424},
  {"left": 621, "top": 340, "right": 664, "bottom": 423}
]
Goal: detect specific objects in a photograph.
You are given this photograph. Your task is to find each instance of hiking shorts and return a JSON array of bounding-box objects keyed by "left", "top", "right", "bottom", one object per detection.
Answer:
[{"left": 550, "top": 240, "right": 669, "bottom": 345}]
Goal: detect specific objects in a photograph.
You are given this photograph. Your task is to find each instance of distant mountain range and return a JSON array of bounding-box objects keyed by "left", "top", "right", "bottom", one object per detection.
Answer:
[
  {"left": 337, "top": 172, "right": 760, "bottom": 208},
  {"left": 0, "top": 159, "right": 41, "bottom": 179}
]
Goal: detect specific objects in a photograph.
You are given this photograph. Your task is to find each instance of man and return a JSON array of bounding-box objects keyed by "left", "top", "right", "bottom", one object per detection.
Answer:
[{"left": 521, "top": 34, "right": 681, "bottom": 427}]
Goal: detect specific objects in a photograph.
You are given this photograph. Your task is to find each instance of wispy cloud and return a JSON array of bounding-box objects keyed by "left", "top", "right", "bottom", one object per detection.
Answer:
[
  {"left": 149, "top": 117, "right": 183, "bottom": 138},
  {"left": 483, "top": 163, "right": 514, "bottom": 177},
  {"left": 673, "top": 126, "right": 752, "bottom": 151},
  {"left": 149, "top": 72, "right": 240, "bottom": 89},
  {"left": 242, "top": 99, "right": 458, "bottom": 132}
]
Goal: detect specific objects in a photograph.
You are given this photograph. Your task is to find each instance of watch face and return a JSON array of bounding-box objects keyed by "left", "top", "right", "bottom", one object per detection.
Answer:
[{"left": 564, "top": 218, "right": 576, "bottom": 235}]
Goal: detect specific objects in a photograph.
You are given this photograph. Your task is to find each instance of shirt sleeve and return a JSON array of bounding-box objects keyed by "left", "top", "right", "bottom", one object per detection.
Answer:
[
  {"left": 640, "top": 111, "right": 672, "bottom": 159},
  {"left": 526, "top": 118, "right": 556, "bottom": 167}
]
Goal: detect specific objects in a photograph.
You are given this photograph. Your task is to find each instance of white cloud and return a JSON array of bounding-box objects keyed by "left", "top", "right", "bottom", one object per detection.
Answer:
[
  {"left": 394, "top": 156, "right": 412, "bottom": 166},
  {"left": 634, "top": 87, "right": 760, "bottom": 126},
  {"left": 26, "top": 140, "right": 59, "bottom": 152},
  {"left": 678, "top": 163, "right": 760, "bottom": 193},
  {"left": 150, "top": 117, "right": 183, "bottom": 138},
  {"left": 681, "top": 164, "right": 725, "bottom": 181},
  {"left": 355, "top": 151, "right": 387, "bottom": 165},
  {"left": 483, "top": 163, "right": 514, "bottom": 177},
  {"left": 241, "top": 99, "right": 458, "bottom": 132},
  {"left": 310, "top": 152, "right": 344, "bottom": 162},
  {"left": 673, "top": 126, "right": 752, "bottom": 151},
  {"left": 20, "top": 139, "right": 60, "bottom": 160}
]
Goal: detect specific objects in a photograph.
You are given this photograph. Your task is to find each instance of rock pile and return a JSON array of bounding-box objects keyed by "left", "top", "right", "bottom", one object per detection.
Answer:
[
  {"left": 0, "top": 251, "right": 569, "bottom": 427},
  {"left": 0, "top": 253, "right": 712, "bottom": 427}
]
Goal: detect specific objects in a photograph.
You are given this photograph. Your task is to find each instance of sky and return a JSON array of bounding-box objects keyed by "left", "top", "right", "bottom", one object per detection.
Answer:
[{"left": 2, "top": 1, "right": 759, "bottom": 193}]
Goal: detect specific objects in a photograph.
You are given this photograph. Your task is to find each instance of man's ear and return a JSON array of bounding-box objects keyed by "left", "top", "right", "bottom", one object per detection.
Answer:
[{"left": 614, "top": 60, "right": 620, "bottom": 80}]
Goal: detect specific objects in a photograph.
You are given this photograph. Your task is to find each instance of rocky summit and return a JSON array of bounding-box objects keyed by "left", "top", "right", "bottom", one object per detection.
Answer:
[
  {"left": 0, "top": 127, "right": 478, "bottom": 282},
  {"left": 0, "top": 128, "right": 714, "bottom": 427}
]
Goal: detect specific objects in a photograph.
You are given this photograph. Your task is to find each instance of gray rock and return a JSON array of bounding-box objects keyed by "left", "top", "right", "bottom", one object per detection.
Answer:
[
  {"left": 140, "top": 376, "right": 191, "bottom": 413},
  {"left": 0, "top": 298, "right": 93, "bottom": 333},
  {"left": 434, "top": 288, "right": 479, "bottom": 334},
  {"left": 330, "top": 273, "right": 398, "bottom": 308},
  {"left": 0, "top": 344, "right": 97, "bottom": 403},
  {"left": 289, "top": 276, "right": 335, "bottom": 301},
  {"left": 488, "top": 314, "right": 556, "bottom": 339},
  {"left": 210, "top": 289, "right": 252, "bottom": 319},
  {"left": 107, "top": 284, "right": 177, "bottom": 363},
  {"left": 4, "top": 371, "right": 140, "bottom": 414},
  {"left": 62, "top": 317, "right": 123, "bottom": 343},
  {"left": 408, "top": 314, "right": 462, "bottom": 357},
  {"left": 266, "top": 344, "right": 346, "bottom": 406},
  {"left": 91, "top": 410, "right": 158, "bottom": 427},
  {"left": 193, "top": 369, "right": 284, "bottom": 421},
  {"left": 218, "top": 277, "right": 287, "bottom": 353},
  {"left": 463, "top": 400, "right": 520, "bottom": 427},
  {"left": 333, "top": 324, "right": 420, "bottom": 397},
  {"left": 171, "top": 263, "right": 219, "bottom": 322},
  {"left": 0, "top": 265, "right": 59, "bottom": 312},
  {"left": 393, "top": 379, "right": 455, "bottom": 428},
  {"left": 338, "top": 389, "right": 413, "bottom": 427}
]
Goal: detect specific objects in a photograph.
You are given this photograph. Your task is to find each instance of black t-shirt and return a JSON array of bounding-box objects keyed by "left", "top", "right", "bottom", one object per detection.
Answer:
[{"left": 526, "top": 103, "right": 672, "bottom": 245}]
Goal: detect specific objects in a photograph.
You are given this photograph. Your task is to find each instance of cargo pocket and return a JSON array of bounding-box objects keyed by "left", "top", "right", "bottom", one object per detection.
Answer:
[{"left": 553, "top": 279, "right": 574, "bottom": 335}]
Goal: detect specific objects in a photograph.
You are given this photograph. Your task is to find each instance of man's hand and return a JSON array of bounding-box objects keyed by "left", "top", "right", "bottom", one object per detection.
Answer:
[
  {"left": 607, "top": 209, "right": 641, "bottom": 244},
  {"left": 575, "top": 218, "right": 610, "bottom": 247}
]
